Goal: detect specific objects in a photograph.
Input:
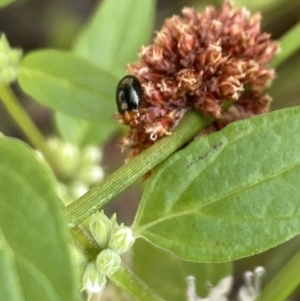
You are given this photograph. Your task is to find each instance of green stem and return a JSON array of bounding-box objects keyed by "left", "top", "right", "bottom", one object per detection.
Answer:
[
  {"left": 0, "top": 84, "right": 64, "bottom": 180},
  {"left": 270, "top": 21, "right": 300, "bottom": 68},
  {"left": 110, "top": 264, "right": 167, "bottom": 301},
  {"left": 259, "top": 248, "right": 300, "bottom": 301},
  {"left": 70, "top": 225, "right": 100, "bottom": 261},
  {"left": 67, "top": 110, "right": 212, "bottom": 227}
]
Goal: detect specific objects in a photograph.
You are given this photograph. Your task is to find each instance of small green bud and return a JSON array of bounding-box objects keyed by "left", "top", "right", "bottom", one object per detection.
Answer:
[
  {"left": 82, "top": 262, "right": 106, "bottom": 295},
  {"left": 89, "top": 211, "right": 112, "bottom": 248},
  {"left": 0, "top": 34, "right": 22, "bottom": 85},
  {"left": 0, "top": 34, "right": 10, "bottom": 52},
  {"left": 96, "top": 249, "right": 121, "bottom": 277},
  {"left": 8, "top": 49, "right": 22, "bottom": 65},
  {"left": 0, "top": 53, "right": 6, "bottom": 66},
  {"left": 1, "top": 67, "right": 16, "bottom": 84},
  {"left": 108, "top": 224, "right": 135, "bottom": 254},
  {"left": 110, "top": 213, "right": 119, "bottom": 228}
]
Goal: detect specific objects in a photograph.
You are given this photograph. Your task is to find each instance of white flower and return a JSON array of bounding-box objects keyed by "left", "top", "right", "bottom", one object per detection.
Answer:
[
  {"left": 238, "top": 267, "right": 265, "bottom": 301},
  {"left": 86, "top": 277, "right": 103, "bottom": 293},
  {"left": 187, "top": 275, "right": 233, "bottom": 301}
]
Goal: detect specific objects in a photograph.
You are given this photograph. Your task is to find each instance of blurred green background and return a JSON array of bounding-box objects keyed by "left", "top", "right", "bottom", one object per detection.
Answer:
[{"left": 1, "top": 0, "right": 300, "bottom": 300}]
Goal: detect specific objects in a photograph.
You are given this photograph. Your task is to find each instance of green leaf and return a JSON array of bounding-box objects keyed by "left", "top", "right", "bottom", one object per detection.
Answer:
[
  {"left": 55, "top": 111, "right": 119, "bottom": 147},
  {"left": 73, "top": 0, "right": 156, "bottom": 77},
  {"left": 133, "top": 107, "right": 300, "bottom": 262},
  {"left": 133, "top": 239, "right": 232, "bottom": 301},
  {"left": 18, "top": 49, "right": 118, "bottom": 121},
  {"left": 0, "top": 136, "right": 77, "bottom": 301},
  {"left": 70, "top": 0, "right": 156, "bottom": 146},
  {"left": 0, "top": 229, "right": 23, "bottom": 301},
  {"left": 0, "top": 0, "right": 16, "bottom": 8}
]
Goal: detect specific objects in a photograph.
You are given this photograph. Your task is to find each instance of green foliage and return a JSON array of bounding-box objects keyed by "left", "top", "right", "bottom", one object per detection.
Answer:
[
  {"left": 1, "top": 0, "right": 300, "bottom": 300},
  {"left": 73, "top": 0, "right": 155, "bottom": 77},
  {"left": 133, "top": 107, "right": 300, "bottom": 262},
  {"left": 18, "top": 50, "right": 118, "bottom": 122},
  {"left": 55, "top": 112, "right": 117, "bottom": 148},
  {"left": 0, "top": 0, "right": 16, "bottom": 8},
  {"left": 53, "top": 0, "right": 156, "bottom": 147},
  {"left": 0, "top": 136, "right": 77, "bottom": 301}
]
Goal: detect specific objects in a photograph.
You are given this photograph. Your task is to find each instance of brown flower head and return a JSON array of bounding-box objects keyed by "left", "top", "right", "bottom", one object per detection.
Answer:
[{"left": 115, "top": 0, "right": 279, "bottom": 159}]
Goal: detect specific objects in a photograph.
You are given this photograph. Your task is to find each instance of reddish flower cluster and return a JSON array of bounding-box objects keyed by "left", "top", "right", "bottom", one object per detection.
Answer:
[{"left": 115, "top": 0, "right": 278, "bottom": 159}]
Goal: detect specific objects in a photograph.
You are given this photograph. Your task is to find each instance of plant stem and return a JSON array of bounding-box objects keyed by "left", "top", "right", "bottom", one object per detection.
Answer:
[
  {"left": 110, "top": 263, "right": 167, "bottom": 301},
  {"left": 259, "top": 248, "right": 300, "bottom": 301},
  {"left": 66, "top": 110, "right": 212, "bottom": 228},
  {"left": 270, "top": 21, "right": 300, "bottom": 68},
  {"left": 0, "top": 84, "right": 64, "bottom": 180},
  {"left": 70, "top": 225, "right": 100, "bottom": 261}
]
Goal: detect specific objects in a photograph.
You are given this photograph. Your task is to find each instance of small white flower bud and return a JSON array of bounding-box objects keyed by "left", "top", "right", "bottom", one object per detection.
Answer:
[
  {"left": 253, "top": 266, "right": 265, "bottom": 297},
  {"left": 82, "top": 146, "right": 102, "bottom": 165},
  {"left": 82, "top": 262, "right": 106, "bottom": 294},
  {"left": 78, "top": 166, "right": 104, "bottom": 184},
  {"left": 108, "top": 224, "right": 135, "bottom": 254},
  {"left": 70, "top": 182, "right": 88, "bottom": 199},
  {"left": 96, "top": 249, "right": 121, "bottom": 277},
  {"left": 186, "top": 276, "right": 198, "bottom": 301},
  {"left": 47, "top": 138, "right": 79, "bottom": 178},
  {"left": 238, "top": 266, "right": 266, "bottom": 301},
  {"left": 60, "top": 142, "right": 80, "bottom": 175},
  {"left": 89, "top": 211, "right": 112, "bottom": 248}
]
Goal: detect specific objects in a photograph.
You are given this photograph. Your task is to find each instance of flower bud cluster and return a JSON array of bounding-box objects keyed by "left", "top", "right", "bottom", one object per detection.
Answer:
[
  {"left": 82, "top": 212, "right": 135, "bottom": 299},
  {"left": 117, "top": 1, "right": 279, "bottom": 160},
  {"left": 0, "top": 34, "right": 22, "bottom": 85},
  {"left": 89, "top": 210, "right": 135, "bottom": 253},
  {"left": 81, "top": 249, "right": 122, "bottom": 300},
  {"left": 42, "top": 137, "right": 104, "bottom": 205}
]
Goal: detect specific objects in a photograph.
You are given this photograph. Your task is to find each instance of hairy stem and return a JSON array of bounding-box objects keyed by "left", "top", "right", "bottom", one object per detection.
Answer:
[
  {"left": 110, "top": 264, "right": 167, "bottom": 301},
  {"left": 67, "top": 110, "right": 212, "bottom": 227}
]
